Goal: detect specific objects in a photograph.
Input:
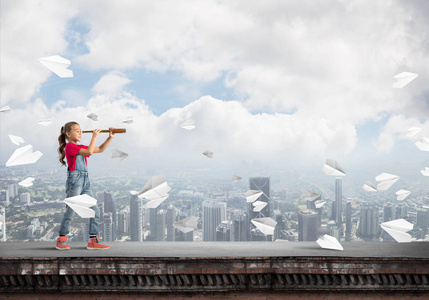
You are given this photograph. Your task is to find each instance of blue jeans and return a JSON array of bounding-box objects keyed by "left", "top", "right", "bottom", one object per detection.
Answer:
[{"left": 59, "top": 170, "right": 100, "bottom": 236}]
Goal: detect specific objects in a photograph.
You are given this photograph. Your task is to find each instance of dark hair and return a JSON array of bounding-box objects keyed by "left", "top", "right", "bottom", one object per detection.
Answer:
[{"left": 58, "top": 121, "right": 79, "bottom": 166}]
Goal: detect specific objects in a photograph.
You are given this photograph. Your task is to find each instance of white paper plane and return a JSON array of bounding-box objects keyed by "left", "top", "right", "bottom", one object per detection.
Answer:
[
  {"left": 380, "top": 218, "right": 413, "bottom": 243},
  {"left": 392, "top": 72, "right": 418, "bottom": 88},
  {"left": 181, "top": 119, "right": 195, "bottom": 130},
  {"left": 251, "top": 217, "right": 277, "bottom": 236},
  {"left": 396, "top": 189, "right": 411, "bottom": 201},
  {"left": 252, "top": 200, "right": 268, "bottom": 212},
  {"left": 316, "top": 234, "right": 343, "bottom": 251},
  {"left": 363, "top": 181, "right": 377, "bottom": 192},
  {"left": 122, "top": 116, "right": 133, "bottom": 124},
  {"left": 174, "top": 216, "right": 199, "bottom": 233},
  {"left": 8, "top": 135, "right": 25, "bottom": 146},
  {"left": 301, "top": 189, "right": 321, "bottom": 201},
  {"left": 421, "top": 167, "right": 429, "bottom": 176},
  {"left": 87, "top": 113, "right": 98, "bottom": 121},
  {"left": 0, "top": 105, "right": 10, "bottom": 113},
  {"left": 6, "top": 145, "right": 43, "bottom": 167},
  {"left": 375, "top": 173, "right": 399, "bottom": 191},
  {"left": 37, "top": 119, "right": 52, "bottom": 126},
  {"left": 322, "top": 159, "right": 345, "bottom": 176},
  {"left": 232, "top": 175, "right": 242, "bottom": 182},
  {"left": 144, "top": 195, "right": 169, "bottom": 209},
  {"left": 111, "top": 149, "right": 128, "bottom": 161},
  {"left": 39, "top": 55, "right": 73, "bottom": 78},
  {"left": 245, "top": 190, "right": 263, "bottom": 203},
  {"left": 314, "top": 199, "right": 326, "bottom": 209},
  {"left": 202, "top": 150, "right": 213, "bottom": 158},
  {"left": 137, "top": 175, "right": 171, "bottom": 201},
  {"left": 407, "top": 127, "right": 422, "bottom": 138},
  {"left": 18, "top": 177, "right": 35, "bottom": 187},
  {"left": 415, "top": 137, "right": 429, "bottom": 151},
  {"left": 63, "top": 194, "right": 97, "bottom": 218}
]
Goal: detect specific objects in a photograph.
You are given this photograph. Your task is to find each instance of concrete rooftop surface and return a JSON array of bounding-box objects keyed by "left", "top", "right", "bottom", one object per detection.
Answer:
[{"left": 1, "top": 241, "right": 429, "bottom": 258}]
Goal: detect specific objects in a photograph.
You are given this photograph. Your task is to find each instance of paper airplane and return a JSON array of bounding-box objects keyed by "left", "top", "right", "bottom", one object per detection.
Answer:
[
  {"left": 137, "top": 175, "right": 171, "bottom": 201},
  {"left": 314, "top": 199, "right": 326, "bottom": 208},
  {"left": 415, "top": 137, "right": 429, "bottom": 151},
  {"left": 174, "top": 216, "right": 199, "bottom": 233},
  {"left": 421, "top": 167, "right": 429, "bottom": 176},
  {"left": 392, "top": 72, "right": 418, "bottom": 88},
  {"left": 122, "top": 116, "right": 133, "bottom": 124},
  {"left": 232, "top": 175, "right": 242, "bottom": 182},
  {"left": 322, "top": 159, "right": 345, "bottom": 176},
  {"left": 252, "top": 200, "right": 268, "bottom": 212},
  {"left": 144, "top": 195, "right": 169, "bottom": 209},
  {"left": 37, "top": 119, "right": 52, "bottom": 126},
  {"left": 380, "top": 219, "right": 413, "bottom": 243},
  {"left": 407, "top": 127, "right": 422, "bottom": 138},
  {"left": 316, "top": 234, "right": 343, "bottom": 251},
  {"left": 251, "top": 217, "right": 277, "bottom": 236},
  {"left": 375, "top": 173, "right": 399, "bottom": 191},
  {"left": 6, "top": 145, "right": 43, "bottom": 167},
  {"left": 202, "top": 150, "right": 213, "bottom": 158},
  {"left": 181, "top": 119, "right": 195, "bottom": 130},
  {"left": 18, "top": 177, "right": 35, "bottom": 187},
  {"left": 87, "top": 113, "right": 98, "bottom": 121},
  {"left": 245, "top": 190, "right": 263, "bottom": 203},
  {"left": 301, "top": 189, "right": 321, "bottom": 201},
  {"left": 363, "top": 181, "right": 377, "bottom": 192},
  {"left": 63, "top": 194, "right": 97, "bottom": 218},
  {"left": 111, "top": 149, "right": 128, "bottom": 161},
  {"left": 396, "top": 189, "right": 411, "bottom": 201},
  {"left": 0, "top": 222, "right": 2, "bottom": 227},
  {"left": 0, "top": 105, "right": 10, "bottom": 113},
  {"left": 8, "top": 135, "right": 25, "bottom": 146},
  {"left": 39, "top": 55, "right": 73, "bottom": 78}
]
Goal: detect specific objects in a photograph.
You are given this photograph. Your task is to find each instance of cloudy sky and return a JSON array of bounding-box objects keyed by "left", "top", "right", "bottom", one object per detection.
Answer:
[{"left": 1, "top": 0, "right": 429, "bottom": 183}]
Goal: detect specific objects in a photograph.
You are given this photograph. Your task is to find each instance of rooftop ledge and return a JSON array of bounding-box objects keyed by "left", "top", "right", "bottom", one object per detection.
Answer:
[{"left": 1, "top": 242, "right": 429, "bottom": 296}]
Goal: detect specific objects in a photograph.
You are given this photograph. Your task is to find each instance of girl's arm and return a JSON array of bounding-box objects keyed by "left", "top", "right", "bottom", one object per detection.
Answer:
[{"left": 78, "top": 128, "right": 115, "bottom": 156}]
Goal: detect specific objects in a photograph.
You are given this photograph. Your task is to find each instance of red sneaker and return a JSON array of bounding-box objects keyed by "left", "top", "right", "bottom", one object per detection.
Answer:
[
  {"left": 87, "top": 236, "right": 110, "bottom": 250},
  {"left": 56, "top": 236, "right": 70, "bottom": 250}
]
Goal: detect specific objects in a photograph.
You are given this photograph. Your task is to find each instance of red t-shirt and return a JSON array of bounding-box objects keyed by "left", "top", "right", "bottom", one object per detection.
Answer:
[{"left": 65, "top": 143, "right": 88, "bottom": 171}]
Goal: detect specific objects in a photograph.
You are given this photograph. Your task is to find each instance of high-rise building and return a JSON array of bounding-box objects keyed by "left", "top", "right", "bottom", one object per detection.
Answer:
[
  {"left": 395, "top": 204, "right": 408, "bottom": 219},
  {"left": 0, "top": 190, "right": 10, "bottom": 207},
  {"left": 231, "top": 212, "right": 248, "bottom": 241},
  {"left": 417, "top": 210, "right": 429, "bottom": 230},
  {"left": 345, "top": 201, "right": 352, "bottom": 240},
  {"left": 359, "top": 206, "right": 379, "bottom": 241},
  {"left": 202, "top": 200, "right": 226, "bottom": 241},
  {"left": 216, "top": 220, "right": 231, "bottom": 241},
  {"left": 335, "top": 178, "right": 342, "bottom": 233},
  {"left": 249, "top": 177, "right": 271, "bottom": 218},
  {"left": 166, "top": 205, "right": 176, "bottom": 242},
  {"left": 130, "top": 193, "right": 143, "bottom": 242},
  {"left": 8, "top": 183, "right": 18, "bottom": 199},
  {"left": 117, "top": 212, "right": 127, "bottom": 236},
  {"left": 103, "top": 212, "right": 113, "bottom": 242},
  {"left": 149, "top": 207, "right": 159, "bottom": 240},
  {"left": 156, "top": 209, "right": 166, "bottom": 241},
  {"left": 103, "top": 191, "right": 117, "bottom": 241},
  {"left": 19, "top": 193, "right": 31, "bottom": 205},
  {"left": 298, "top": 209, "right": 319, "bottom": 241},
  {"left": 0, "top": 207, "right": 6, "bottom": 242}
]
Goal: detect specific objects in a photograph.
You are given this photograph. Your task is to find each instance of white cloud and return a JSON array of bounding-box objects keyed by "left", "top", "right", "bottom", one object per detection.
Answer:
[{"left": 91, "top": 71, "right": 132, "bottom": 96}]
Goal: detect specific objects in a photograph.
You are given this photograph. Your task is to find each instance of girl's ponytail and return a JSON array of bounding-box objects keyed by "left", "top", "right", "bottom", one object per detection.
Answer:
[{"left": 58, "top": 122, "right": 78, "bottom": 166}]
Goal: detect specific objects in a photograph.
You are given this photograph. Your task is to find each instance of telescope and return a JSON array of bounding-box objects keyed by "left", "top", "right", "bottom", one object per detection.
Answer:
[{"left": 82, "top": 128, "right": 126, "bottom": 134}]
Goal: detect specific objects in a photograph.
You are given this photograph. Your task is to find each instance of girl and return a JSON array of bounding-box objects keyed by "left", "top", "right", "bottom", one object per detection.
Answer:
[{"left": 56, "top": 121, "right": 114, "bottom": 250}]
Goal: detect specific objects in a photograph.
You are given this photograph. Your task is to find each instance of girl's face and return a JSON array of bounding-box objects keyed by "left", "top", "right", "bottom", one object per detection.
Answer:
[{"left": 66, "top": 124, "right": 82, "bottom": 143}]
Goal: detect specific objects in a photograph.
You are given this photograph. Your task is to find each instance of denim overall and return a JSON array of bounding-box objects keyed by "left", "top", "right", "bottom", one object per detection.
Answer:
[{"left": 59, "top": 154, "right": 100, "bottom": 236}]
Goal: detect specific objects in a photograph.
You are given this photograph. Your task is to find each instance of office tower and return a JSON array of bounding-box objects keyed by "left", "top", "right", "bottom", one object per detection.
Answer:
[
  {"left": 0, "top": 190, "right": 10, "bottom": 207},
  {"left": 0, "top": 207, "right": 6, "bottom": 242},
  {"left": 83, "top": 219, "right": 90, "bottom": 241},
  {"left": 130, "top": 193, "right": 143, "bottom": 242},
  {"left": 395, "top": 204, "right": 408, "bottom": 219},
  {"left": 117, "top": 212, "right": 127, "bottom": 235},
  {"left": 345, "top": 201, "right": 352, "bottom": 240},
  {"left": 98, "top": 203, "right": 104, "bottom": 239},
  {"left": 273, "top": 210, "right": 283, "bottom": 240},
  {"left": 216, "top": 221, "right": 231, "bottom": 241},
  {"left": 102, "top": 213, "right": 113, "bottom": 242},
  {"left": 249, "top": 177, "right": 271, "bottom": 218},
  {"left": 20, "top": 192, "right": 31, "bottom": 205},
  {"left": 417, "top": 210, "right": 429, "bottom": 230},
  {"left": 155, "top": 209, "right": 166, "bottom": 241},
  {"left": 202, "top": 200, "right": 226, "bottom": 241},
  {"left": 359, "top": 206, "right": 379, "bottom": 241},
  {"left": 231, "top": 212, "right": 248, "bottom": 241},
  {"left": 335, "top": 178, "right": 342, "bottom": 233},
  {"left": 166, "top": 205, "right": 176, "bottom": 241},
  {"left": 148, "top": 207, "right": 159, "bottom": 240},
  {"left": 8, "top": 183, "right": 18, "bottom": 199},
  {"left": 383, "top": 205, "right": 394, "bottom": 222},
  {"left": 103, "top": 191, "right": 117, "bottom": 241},
  {"left": 298, "top": 209, "right": 319, "bottom": 241}
]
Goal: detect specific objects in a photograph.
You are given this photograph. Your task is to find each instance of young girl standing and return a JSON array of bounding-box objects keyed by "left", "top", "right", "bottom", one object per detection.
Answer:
[{"left": 56, "top": 121, "right": 114, "bottom": 250}]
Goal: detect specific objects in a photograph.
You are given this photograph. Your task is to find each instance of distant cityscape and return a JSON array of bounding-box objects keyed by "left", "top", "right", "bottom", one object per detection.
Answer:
[{"left": 1, "top": 165, "right": 429, "bottom": 244}]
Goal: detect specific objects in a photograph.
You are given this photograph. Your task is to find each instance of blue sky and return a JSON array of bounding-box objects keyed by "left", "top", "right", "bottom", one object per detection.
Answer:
[{"left": 1, "top": 0, "right": 429, "bottom": 184}]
